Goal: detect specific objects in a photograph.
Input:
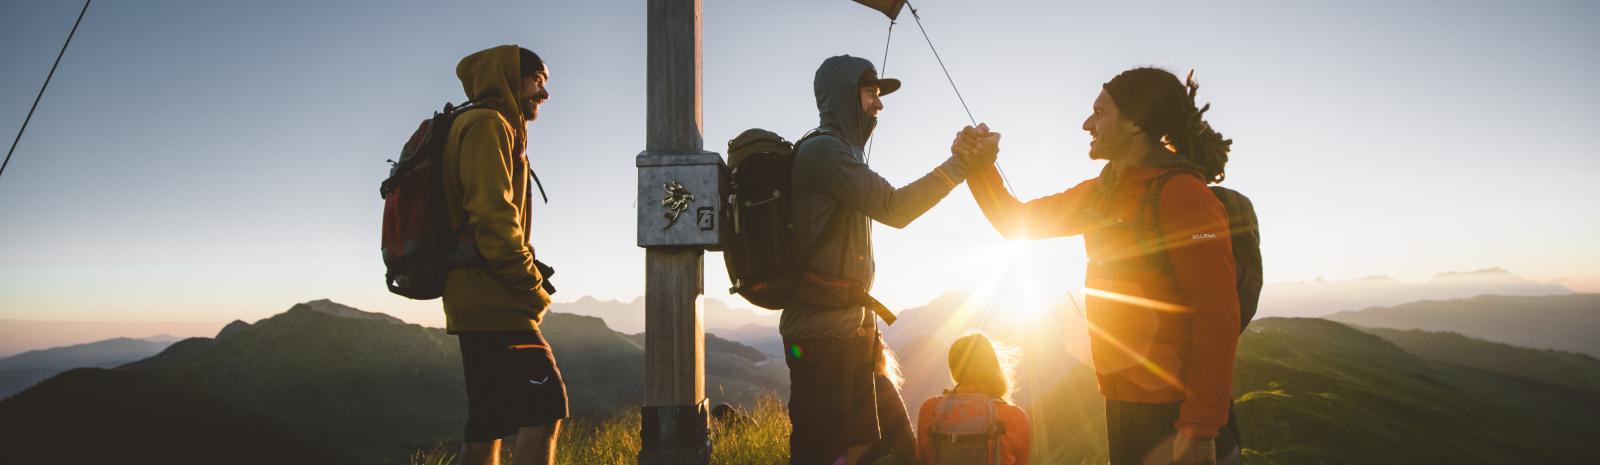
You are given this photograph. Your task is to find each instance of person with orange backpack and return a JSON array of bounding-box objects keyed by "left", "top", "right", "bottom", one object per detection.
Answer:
[
  {"left": 955, "top": 67, "right": 1259, "bottom": 465},
  {"left": 916, "top": 332, "right": 1032, "bottom": 465}
]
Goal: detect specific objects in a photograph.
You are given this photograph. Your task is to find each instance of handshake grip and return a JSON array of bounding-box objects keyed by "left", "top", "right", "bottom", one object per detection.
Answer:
[{"left": 951, "top": 124, "right": 1001, "bottom": 168}]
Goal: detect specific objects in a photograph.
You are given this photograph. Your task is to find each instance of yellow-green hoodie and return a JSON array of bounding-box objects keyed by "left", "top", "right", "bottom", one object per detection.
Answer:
[{"left": 440, "top": 45, "right": 551, "bottom": 332}]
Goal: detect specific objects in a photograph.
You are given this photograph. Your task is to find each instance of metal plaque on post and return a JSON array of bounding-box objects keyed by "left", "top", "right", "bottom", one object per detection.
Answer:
[{"left": 637, "top": 151, "right": 727, "bottom": 250}]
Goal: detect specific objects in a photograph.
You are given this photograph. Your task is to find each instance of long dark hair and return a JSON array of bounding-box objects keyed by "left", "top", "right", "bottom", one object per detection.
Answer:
[{"left": 1103, "top": 67, "right": 1233, "bottom": 184}]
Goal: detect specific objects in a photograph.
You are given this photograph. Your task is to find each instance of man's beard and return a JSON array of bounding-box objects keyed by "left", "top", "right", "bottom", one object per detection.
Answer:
[{"left": 522, "top": 100, "right": 538, "bottom": 122}]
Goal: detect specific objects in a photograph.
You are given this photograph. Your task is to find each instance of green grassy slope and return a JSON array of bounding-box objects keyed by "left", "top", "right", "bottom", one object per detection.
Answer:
[
  {"left": 1231, "top": 318, "right": 1599, "bottom": 465},
  {"left": 1354, "top": 326, "right": 1600, "bottom": 393}
]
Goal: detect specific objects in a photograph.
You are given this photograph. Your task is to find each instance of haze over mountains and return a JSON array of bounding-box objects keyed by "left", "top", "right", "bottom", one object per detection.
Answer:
[
  {"left": 553, "top": 295, "right": 778, "bottom": 335},
  {"left": 0, "top": 319, "right": 220, "bottom": 358},
  {"left": 1327, "top": 293, "right": 1600, "bottom": 357},
  {"left": 1257, "top": 267, "right": 1571, "bottom": 318},
  {"left": 0, "top": 336, "right": 177, "bottom": 399},
  {"left": 0, "top": 267, "right": 1563, "bottom": 356}
]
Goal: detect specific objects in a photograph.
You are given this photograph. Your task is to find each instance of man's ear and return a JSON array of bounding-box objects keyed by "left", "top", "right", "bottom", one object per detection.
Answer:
[{"left": 1124, "top": 119, "right": 1145, "bottom": 136}]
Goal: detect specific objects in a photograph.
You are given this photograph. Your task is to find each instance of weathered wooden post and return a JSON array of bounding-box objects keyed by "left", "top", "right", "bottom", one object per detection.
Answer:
[{"left": 636, "top": 0, "right": 721, "bottom": 464}]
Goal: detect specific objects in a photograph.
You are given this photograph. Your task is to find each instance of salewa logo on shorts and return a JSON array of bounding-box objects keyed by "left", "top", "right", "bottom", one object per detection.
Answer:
[
  {"left": 528, "top": 376, "right": 549, "bottom": 385},
  {"left": 1191, "top": 233, "right": 1217, "bottom": 240}
]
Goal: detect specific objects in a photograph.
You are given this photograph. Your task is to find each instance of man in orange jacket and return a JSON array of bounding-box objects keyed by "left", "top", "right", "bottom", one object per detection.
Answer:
[{"left": 957, "top": 67, "right": 1242, "bottom": 465}]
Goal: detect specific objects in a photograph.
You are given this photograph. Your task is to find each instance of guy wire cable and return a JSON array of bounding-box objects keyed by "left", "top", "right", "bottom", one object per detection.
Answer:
[
  {"left": 2, "top": 0, "right": 93, "bottom": 182},
  {"left": 865, "top": 18, "right": 895, "bottom": 165},
  {"left": 903, "top": 0, "right": 1020, "bottom": 197}
]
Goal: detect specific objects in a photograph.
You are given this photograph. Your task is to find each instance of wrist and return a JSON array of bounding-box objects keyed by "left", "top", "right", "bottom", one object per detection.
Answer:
[
  {"left": 1176, "top": 423, "right": 1219, "bottom": 440},
  {"left": 940, "top": 156, "right": 973, "bottom": 182}
]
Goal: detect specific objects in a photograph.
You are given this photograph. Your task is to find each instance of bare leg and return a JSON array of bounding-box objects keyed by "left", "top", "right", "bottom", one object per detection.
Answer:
[
  {"left": 462, "top": 439, "right": 502, "bottom": 465},
  {"left": 512, "top": 420, "right": 562, "bottom": 465}
]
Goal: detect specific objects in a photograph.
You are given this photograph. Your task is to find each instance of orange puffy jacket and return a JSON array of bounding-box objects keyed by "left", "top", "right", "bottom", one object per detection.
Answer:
[{"left": 967, "top": 159, "right": 1239, "bottom": 439}]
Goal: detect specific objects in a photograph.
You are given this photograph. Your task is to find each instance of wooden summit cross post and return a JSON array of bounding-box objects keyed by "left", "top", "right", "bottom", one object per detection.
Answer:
[{"left": 636, "top": 0, "right": 721, "bottom": 464}]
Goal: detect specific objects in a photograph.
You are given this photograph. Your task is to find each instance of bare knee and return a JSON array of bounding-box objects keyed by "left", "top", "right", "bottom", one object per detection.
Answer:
[
  {"left": 461, "top": 439, "right": 502, "bottom": 465},
  {"left": 512, "top": 420, "right": 562, "bottom": 465},
  {"left": 521, "top": 420, "right": 561, "bottom": 440}
]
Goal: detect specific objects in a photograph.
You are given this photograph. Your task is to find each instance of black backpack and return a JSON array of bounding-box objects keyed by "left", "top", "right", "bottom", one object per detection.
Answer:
[
  {"left": 722, "top": 128, "right": 897, "bottom": 324},
  {"left": 1144, "top": 171, "right": 1264, "bottom": 331},
  {"left": 379, "top": 102, "right": 478, "bottom": 300}
]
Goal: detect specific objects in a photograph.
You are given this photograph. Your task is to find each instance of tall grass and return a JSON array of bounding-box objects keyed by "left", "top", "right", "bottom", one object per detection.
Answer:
[{"left": 410, "top": 396, "right": 790, "bottom": 465}]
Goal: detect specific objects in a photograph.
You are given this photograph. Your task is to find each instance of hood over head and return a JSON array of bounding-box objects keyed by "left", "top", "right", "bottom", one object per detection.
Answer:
[
  {"left": 814, "top": 55, "right": 892, "bottom": 148},
  {"left": 456, "top": 44, "right": 529, "bottom": 123}
]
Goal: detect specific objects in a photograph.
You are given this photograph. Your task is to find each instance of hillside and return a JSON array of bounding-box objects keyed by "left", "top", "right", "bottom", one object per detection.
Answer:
[
  {"left": 0, "top": 368, "right": 344, "bottom": 465},
  {"left": 1027, "top": 318, "right": 1600, "bottom": 465},
  {"left": 1230, "top": 318, "right": 1597, "bottom": 465},
  {"left": 1353, "top": 326, "right": 1600, "bottom": 393},
  {"left": 0, "top": 300, "right": 786, "bottom": 464},
  {"left": 1325, "top": 294, "right": 1600, "bottom": 357},
  {"left": 0, "top": 336, "right": 175, "bottom": 399}
]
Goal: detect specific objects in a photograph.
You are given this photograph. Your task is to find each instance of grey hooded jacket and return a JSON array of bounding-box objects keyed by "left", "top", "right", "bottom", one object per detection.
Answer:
[{"left": 780, "top": 55, "right": 978, "bottom": 339}]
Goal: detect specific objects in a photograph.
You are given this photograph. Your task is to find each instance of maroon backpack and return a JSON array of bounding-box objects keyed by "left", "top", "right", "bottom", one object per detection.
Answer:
[{"left": 379, "top": 102, "right": 477, "bottom": 300}]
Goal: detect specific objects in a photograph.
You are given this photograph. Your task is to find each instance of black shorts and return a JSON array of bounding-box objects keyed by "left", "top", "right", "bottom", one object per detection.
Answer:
[
  {"left": 783, "top": 333, "right": 885, "bottom": 465},
  {"left": 1105, "top": 399, "right": 1242, "bottom": 465},
  {"left": 458, "top": 330, "right": 569, "bottom": 442}
]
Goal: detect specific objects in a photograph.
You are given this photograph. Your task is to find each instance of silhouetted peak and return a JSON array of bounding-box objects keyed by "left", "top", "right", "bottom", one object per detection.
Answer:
[
  {"left": 216, "top": 320, "right": 251, "bottom": 339},
  {"left": 284, "top": 300, "right": 403, "bottom": 325}
]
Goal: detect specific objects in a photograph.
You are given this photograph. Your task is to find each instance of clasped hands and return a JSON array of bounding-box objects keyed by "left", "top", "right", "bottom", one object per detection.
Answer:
[{"left": 952, "top": 123, "right": 1001, "bottom": 168}]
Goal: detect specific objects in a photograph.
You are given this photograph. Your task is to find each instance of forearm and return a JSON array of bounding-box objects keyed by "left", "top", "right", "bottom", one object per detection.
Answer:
[
  {"left": 968, "top": 165, "right": 1098, "bottom": 239},
  {"left": 967, "top": 164, "right": 1027, "bottom": 238},
  {"left": 868, "top": 156, "right": 966, "bottom": 229}
]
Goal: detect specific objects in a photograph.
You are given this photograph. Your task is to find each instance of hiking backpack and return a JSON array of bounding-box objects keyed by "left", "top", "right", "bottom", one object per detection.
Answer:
[
  {"left": 722, "top": 128, "right": 809, "bottom": 310},
  {"left": 721, "top": 128, "right": 898, "bottom": 324},
  {"left": 1143, "top": 170, "right": 1264, "bottom": 331},
  {"left": 378, "top": 101, "right": 477, "bottom": 300},
  {"left": 926, "top": 393, "right": 1007, "bottom": 465}
]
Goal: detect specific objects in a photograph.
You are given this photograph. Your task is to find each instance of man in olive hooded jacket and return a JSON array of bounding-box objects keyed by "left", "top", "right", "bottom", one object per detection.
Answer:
[
  {"left": 783, "top": 55, "right": 994, "bottom": 465},
  {"left": 443, "top": 44, "right": 564, "bottom": 465}
]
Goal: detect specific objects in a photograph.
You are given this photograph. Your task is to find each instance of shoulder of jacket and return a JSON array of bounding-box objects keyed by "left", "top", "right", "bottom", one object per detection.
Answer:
[{"left": 455, "top": 107, "right": 513, "bottom": 132}]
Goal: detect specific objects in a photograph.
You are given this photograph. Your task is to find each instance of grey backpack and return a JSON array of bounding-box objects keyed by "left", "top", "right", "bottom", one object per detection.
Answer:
[{"left": 927, "top": 393, "right": 1006, "bottom": 465}]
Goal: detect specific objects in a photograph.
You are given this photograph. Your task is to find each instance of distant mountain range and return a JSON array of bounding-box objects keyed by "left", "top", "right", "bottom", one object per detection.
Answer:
[
  {"left": 0, "top": 336, "right": 177, "bottom": 399},
  {"left": 1325, "top": 293, "right": 1600, "bottom": 357},
  {"left": 1258, "top": 267, "right": 1571, "bottom": 318},
  {"left": 554, "top": 295, "right": 778, "bottom": 334},
  {"left": 0, "top": 319, "right": 220, "bottom": 358},
  {"left": 0, "top": 299, "right": 786, "bottom": 464}
]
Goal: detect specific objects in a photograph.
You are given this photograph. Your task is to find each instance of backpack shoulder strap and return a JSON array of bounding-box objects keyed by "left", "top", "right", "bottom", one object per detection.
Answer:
[
  {"left": 793, "top": 128, "right": 839, "bottom": 153},
  {"left": 1136, "top": 169, "right": 1205, "bottom": 274}
]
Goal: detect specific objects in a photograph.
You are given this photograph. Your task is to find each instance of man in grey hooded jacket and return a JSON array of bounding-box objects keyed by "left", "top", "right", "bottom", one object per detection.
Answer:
[{"left": 783, "top": 55, "right": 994, "bottom": 465}]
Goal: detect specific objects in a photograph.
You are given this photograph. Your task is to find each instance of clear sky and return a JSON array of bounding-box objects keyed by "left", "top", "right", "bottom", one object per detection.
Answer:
[{"left": 2, "top": 0, "right": 1596, "bottom": 327}]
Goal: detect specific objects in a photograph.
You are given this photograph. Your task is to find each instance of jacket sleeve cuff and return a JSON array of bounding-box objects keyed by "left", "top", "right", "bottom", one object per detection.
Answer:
[
  {"left": 1174, "top": 421, "right": 1221, "bottom": 440},
  {"left": 937, "top": 156, "right": 973, "bottom": 185}
]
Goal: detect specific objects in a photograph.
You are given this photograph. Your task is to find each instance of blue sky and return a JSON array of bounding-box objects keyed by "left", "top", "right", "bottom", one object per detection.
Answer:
[{"left": 2, "top": 0, "right": 1596, "bottom": 326}]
